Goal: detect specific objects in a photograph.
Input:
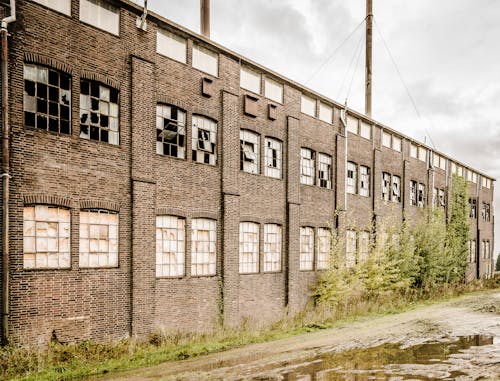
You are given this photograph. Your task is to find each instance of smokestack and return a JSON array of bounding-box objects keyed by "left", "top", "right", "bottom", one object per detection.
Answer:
[{"left": 200, "top": 0, "right": 210, "bottom": 38}]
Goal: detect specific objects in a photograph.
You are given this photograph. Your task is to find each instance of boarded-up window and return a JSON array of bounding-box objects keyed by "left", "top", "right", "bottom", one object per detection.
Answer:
[
  {"left": 346, "top": 230, "right": 357, "bottom": 268},
  {"left": 301, "top": 95, "right": 316, "bottom": 117},
  {"left": 317, "top": 228, "right": 331, "bottom": 270},
  {"left": 358, "top": 232, "right": 370, "bottom": 262},
  {"left": 346, "top": 115, "right": 358, "bottom": 134},
  {"left": 319, "top": 103, "right": 333, "bottom": 123},
  {"left": 239, "top": 222, "right": 259, "bottom": 273},
  {"left": 33, "top": 0, "right": 71, "bottom": 15},
  {"left": 156, "top": 30, "right": 187, "bottom": 63},
  {"left": 192, "top": 45, "right": 218, "bottom": 76},
  {"left": 80, "top": 0, "right": 120, "bottom": 36},
  {"left": 191, "top": 218, "right": 216, "bottom": 276},
  {"left": 264, "top": 78, "right": 283, "bottom": 103},
  {"left": 359, "top": 121, "right": 371, "bottom": 139},
  {"left": 156, "top": 216, "right": 185, "bottom": 277},
  {"left": 392, "top": 136, "right": 402, "bottom": 152},
  {"left": 263, "top": 224, "right": 281, "bottom": 272},
  {"left": 240, "top": 67, "right": 261, "bottom": 94},
  {"left": 418, "top": 146, "right": 427, "bottom": 162},
  {"left": 299, "top": 227, "right": 314, "bottom": 270},
  {"left": 410, "top": 144, "right": 418, "bottom": 158},
  {"left": 382, "top": 132, "right": 391, "bottom": 148}
]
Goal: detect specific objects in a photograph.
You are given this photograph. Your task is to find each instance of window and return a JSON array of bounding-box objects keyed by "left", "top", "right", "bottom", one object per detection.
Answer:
[
  {"left": 192, "top": 115, "right": 217, "bottom": 165},
  {"left": 469, "top": 198, "right": 477, "bottom": 218},
  {"left": 24, "top": 64, "right": 71, "bottom": 134},
  {"left": 392, "top": 175, "right": 401, "bottom": 202},
  {"left": 382, "top": 132, "right": 391, "bottom": 148},
  {"left": 482, "top": 240, "right": 491, "bottom": 260},
  {"left": 392, "top": 136, "right": 402, "bottom": 152},
  {"left": 239, "top": 222, "right": 259, "bottom": 273},
  {"left": 264, "top": 137, "right": 282, "bottom": 179},
  {"left": 318, "top": 153, "right": 332, "bottom": 189},
  {"left": 482, "top": 177, "right": 491, "bottom": 189},
  {"left": 80, "top": 0, "right": 120, "bottom": 35},
  {"left": 79, "top": 210, "right": 119, "bottom": 268},
  {"left": 359, "top": 122, "right": 371, "bottom": 139},
  {"left": 359, "top": 165, "right": 370, "bottom": 197},
  {"left": 433, "top": 153, "right": 440, "bottom": 169},
  {"left": 301, "top": 95, "right": 316, "bottom": 117},
  {"left": 192, "top": 45, "right": 218, "bottom": 76},
  {"left": 347, "top": 162, "right": 357, "bottom": 194},
  {"left": 346, "top": 115, "right": 358, "bottom": 134},
  {"left": 439, "top": 156, "right": 446, "bottom": 170},
  {"left": 156, "top": 104, "right": 186, "bottom": 158},
  {"left": 240, "top": 67, "right": 261, "bottom": 94},
  {"left": 300, "top": 148, "right": 315, "bottom": 185},
  {"left": 358, "top": 232, "right": 370, "bottom": 262},
  {"left": 410, "top": 144, "right": 418, "bottom": 158},
  {"left": 382, "top": 172, "right": 391, "bottom": 201},
  {"left": 410, "top": 180, "right": 417, "bottom": 206},
  {"left": 80, "top": 79, "right": 119, "bottom": 145},
  {"left": 418, "top": 146, "right": 427, "bottom": 162},
  {"left": 33, "top": 0, "right": 71, "bottom": 15},
  {"left": 468, "top": 240, "right": 476, "bottom": 263},
  {"left": 240, "top": 130, "right": 259, "bottom": 174},
  {"left": 156, "top": 216, "right": 185, "bottom": 277},
  {"left": 451, "top": 163, "right": 457, "bottom": 174},
  {"left": 467, "top": 170, "right": 472, "bottom": 182},
  {"left": 438, "top": 189, "right": 445, "bottom": 208},
  {"left": 264, "top": 78, "right": 283, "bottom": 103},
  {"left": 482, "top": 203, "right": 491, "bottom": 222},
  {"left": 156, "top": 30, "right": 187, "bottom": 63},
  {"left": 317, "top": 228, "right": 331, "bottom": 270},
  {"left": 471, "top": 172, "right": 478, "bottom": 183},
  {"left": 191, "top": 218, "right": 216, "bottom": 276},
  {"left": 263, "top": 224, "right": 281, "bottom": 272},
  {"left": 417, "top": 183, "right": 425, "bottom": 208},
  {"left": 319, "top": 103, "right": 333, "bottom": 123},
  {"left": 457, "top": 166, "right": 463, "bottom": 177},
  {"left": 346, "top": 230, "right": 357, "bottom": 268},
  {"left": 23, "top": 205, "right": 70, "bottom": 269},
  {"left": 299, "top": 227, "right": 314, "bottom": 270}
]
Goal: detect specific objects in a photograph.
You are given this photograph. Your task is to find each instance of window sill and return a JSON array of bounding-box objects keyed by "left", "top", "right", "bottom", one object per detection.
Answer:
[
  {"left": 22, "top": 267, "right": 71, "bottom": 272},
  {"left": 79, "top": 266, "right": 120, "bottom": 270},
  {"left": 79, "top": 20, "right": 120, "bottom": 38},
  {"left": 156, "top": 152, "right": 187, "bottom": 161},
  {"left": 156, "top": 275, "right": 185, "bottom": 280},
  {"left": 239, "top": 271, "right": 259, "bottom": 275},
  {"left": 156, "top": 52, "right": 188, "bottom": 66},
  {"left": 24, "top": 125, "right": 72, "bottom": 138},
  {"left": 80, "top": 136, "right": 122, "bottom": 149},
  {"left": 240, "top": 169, "right": 261, "bottom": 176}
]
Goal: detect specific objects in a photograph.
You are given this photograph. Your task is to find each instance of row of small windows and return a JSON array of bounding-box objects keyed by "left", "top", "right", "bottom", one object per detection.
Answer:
[
  {"left": 347, "top": 162, "right": 371, "bottom": 197},
  {"left": 300, "top": 149, "right": 332, "bottom": 188},
  {"left": 469, "top": 200, "right": 491, "bottom": 222},
  {"left": 239, "top": 223, "right": 282, "bottom": 273},
  {"left": 239, "top": 130, "right": 282, "bottom": 178},
  {"left": 300, "top": 94, "right": 334, "bottom": 124}
]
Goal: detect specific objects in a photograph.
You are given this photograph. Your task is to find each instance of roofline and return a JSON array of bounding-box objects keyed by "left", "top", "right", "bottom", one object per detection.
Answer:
[{"left": 119, "top": 0, "right": 495, "bottom": 182}]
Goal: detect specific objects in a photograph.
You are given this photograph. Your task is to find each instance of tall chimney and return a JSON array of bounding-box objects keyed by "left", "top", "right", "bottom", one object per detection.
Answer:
[
  {"left": 200, "top": 0, "right": 210, "bottom": 38},
  {"left": 365, "top": 0, "right": 373, "bottom": 117}
]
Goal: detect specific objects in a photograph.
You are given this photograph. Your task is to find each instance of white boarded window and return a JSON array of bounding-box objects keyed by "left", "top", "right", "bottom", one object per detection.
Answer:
[
  {"left": 451, "top": 162, "right": 457, "bottom": 174},
  {"left": 359, "top": 165, "right": 370, "bottom": 197},
  {"left": 360, "top": 121, "right": 371, "bottom": 139},
  {"left": 264, "top": 78, "right": 283, "bottom": 103},
  {"left": 347, "top": 161, "right": 357, "bottom": 194},
  {"left": 317, "top": 228, "right": 331, "bottom": 270},
  {"left": 319, "top": 103, "right": 333, "bottom": 123},
  {"left": 33, "top": 0, "right": 71, "bottom": 15},
  {"left": 80, "top": 210, "right": 119, "bottom": 268},
  {"left": 240, "top": 67, "right": 261, "bottom": 94},
  {"left": 439, "top": 156, "right": 446, "bottom": 170},
  {"left": 467, "top": 170, "right": 472, "bottom": 182},
  {"left": 156, "top": 216, "right": 185, "bottom": 277},
  {"left": 191, "top": 218, "right": 216, "bottom": 276},
  {"left": 192, "top": 45, "right": 218, "bottom": 76},
  {"left": 300, "top": 148, "right": 315, "bottom": 185},
  {"left": 318, "top": 153, "right": 332, "bottom": 189},
  {"left": 156, "top": 30, "right": 187, "bottom": 63},
  {"left": 192, "top": 115, "right": 217, "bottom": 165},
  {"left": 299, "top": 227, "right": 314, "bottom": 271},
  {"left": 263, "top": 224, "right": 281, "bottom": 272},
  {"left": 418, "top": 146, "right": 427, "bottom": 162},
  {"left": 472, "top": 172, "right": 477, "bottom": 183},
  {"left": 358, "top": 231, "right": 370, "bottom": 262},
  {"left": 410, "top": 144, "right": 418, "bottom": 158},
  {"left": 23, "top": 205, "right": 70, "bottom": 269},
  {"left": 457, "top": 166, "right": 463, "bottom": 177},
  {"left": 264, "top": 137, "right": 282, "bottom": 179},
  {"left": 346, "top": 230, "right": 357, "bottom": 268},
  {"left": 433, "top": 153, "right": 440, "bottom": 168},
  {"left": 301, "top": 95, "right": 316, "bottom": 117},
  {"left": 392, "top": 136, "right": 402, "bottom": 152},
  {"left": 80, "top": 0, "right": 120, "bottom": 36},
  {"left": 240, "top": 130, "right": 259, "bottom": 174},
  {"left": 382, "top": 132, "right": 391, "bottom": 148},
  {"left": 239, "top": 222, "right": 259, "bottom": 274},
  {"left": 347, "top": 115, "right": 358, "bottom": 134}
]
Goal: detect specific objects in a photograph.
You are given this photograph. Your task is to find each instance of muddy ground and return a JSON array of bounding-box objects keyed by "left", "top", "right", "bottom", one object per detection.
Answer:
[{"left": 98, "top": 290, "right": 500, "bottom": 380}]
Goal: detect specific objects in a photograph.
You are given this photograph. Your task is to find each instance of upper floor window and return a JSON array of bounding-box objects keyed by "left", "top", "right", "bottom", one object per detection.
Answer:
[
  {"left": 410, "top": 144, "right": 418, "bottom": 158},
  {"left": 156, "top": 30, "right": 187, "bottom": 63},
  {"left": 359, "top": 165, "right": 370, "bottom": 197},
  {"left": 80, "top": 0, "right": 120, "bottom": 36},
  {"left": 301, "top": 95, "right": 316, "bottom": 117},
  {"left": 410, "top": 180, "right": 417, "bottom": 206},
  {"left": 469, "top": 198, "right": 477, "bottom": 218},
  {"left": 24, "top": 64, "right": 71, "bottom": 134},
  {"left": 434, "top": 188, "right": 445, "bottom": 209},
  {"left": 156, "top": 215, "right": 185, "bottom": 277},
  {"left": 382, "top": 172, "right": 391, "bottom": 201},
  {"left": 358, "top": 231, "right": 370, "bottom": 262},
  {"left": 418, "top": 146, "right": 427, "bottom": 162},
  {"left": 264, "top": 78, "right": 283, "bottom": 103},
  {"left": 468, "top": 240, "right": 476, "bottom": 263},
  {"left": 346, "top": 115, "right": 358, "bottom": 134},
  {"left": 33, "top": 0, "right": 71, "bottom": 15},
  {"left": 192, "top": 45, "right": 218, "bottom": 77},
  {"left": 347, "top": 161, "right": 357, "bottom": 194},
  {"left": 392, "top": 175, "right": 401, "bottom": 202},
  {"left": 482, "top": 203, "right": 491, "bottom": 222},
  {"left": 264, "top": 137, "right": 282, "bottom": 179},
  {"left": 318, "top": 153, "right": 332, "bottom": 189},
  {"left": 319, "top": 103, "right": 333, "bottom": 124},
  {"left": 392, "top": 136, "right": 402, "bottom": 152},
  {"left": 240, "top": 130, "right": 259, "bottom": 174},
  {"left": 240, "top": 67, "right": 261, "bottom": 94},
  {"left": 417, "top": 183, "right": 426, "bottom": 208},
  {"left": 482, "top": 177, "right": 491, "bottom": 189},
  {"left": 299, "top": 227, "right": 314, "bottom": 271},
  {"left": 317, "top": 228, "right": 331, "bottom": 270},
  {"left": 191, "top": 218, "right": 216, "bottom": 276},
  {"left": 23, "top": 205, "right": 70, "bottom": 269},
  {"left": 300, "top": 148, "right": 315, "bottom": 185},
  {"left": 239, "top": 222, "right": 259, "bottom": 274},
  {"left": 382, "top": 132, "right": 391, "bottom": 148},
  {"left": 156, "top": 104, "right": 186, "bottom": 158},
  {"left": 263, "top": 224, "right": 282, "bottom": 272},
  {"left": 80, "top": 79, "right": 119, "bottom": 145},
  {"left": 359, "top": 121, "right": 371, "bottom": 139},
  {"left": 192, "top": 115, "right": 217, "bottom": 165}
]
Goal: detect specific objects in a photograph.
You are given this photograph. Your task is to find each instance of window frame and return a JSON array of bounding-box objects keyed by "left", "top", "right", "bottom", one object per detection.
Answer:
[
  {"left": 156, "top": 29, "right": 187, "bottom": 63},
  {"left": 239, "top": 222, "right": 260, "bottom": 274},
  {"left": 317, "top": 153, "right": 332, "bottom": 189},
  {"left": 359, "top": 165, "right": 370, "bottom": 197},
  {"left": 263, "top": 224, "right": 282, "bottom": 272},
  {"left": 192, "top": 115, "right": 218, "bottom": 165},
  {"left": 192, "top": 44, "right": 219, "bottom": 77},
  {"left": 347, "top": 161, "right": 358, "bottom": 194},
  {"left": 264, "top": 137, "right": 282, "bottom": 179},
  {"left": 299, "top": 227, "right": 315, "bottom": 271},
  {"left": 156, "top": 215, "right": 186, "bottom": 277},
  {"left": 191, "top": 218, "right": 217, "bottom": 276},
  {"left": 156, "top": 104, "right": 187, "bottom": 159},
  {"left": 300, "top": 94, "right": 316, "bottom": 117},
  {"left": 300, "top": 148, "right": 315, "bottom": 186},
  {"left": 79, "top": 0, "right": 120, "bottom": 36},
  {"left": 316, "top": 228, "right": 331, "bottom": 270},
  {"left": 264, "top": 78, "right": 284, "bottom": 104},
  {"left": 240, "top": 66, "right": 261, "bottom": 94}
]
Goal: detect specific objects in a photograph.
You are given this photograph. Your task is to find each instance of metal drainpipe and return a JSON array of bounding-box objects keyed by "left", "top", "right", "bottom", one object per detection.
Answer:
[{"left": 1, "top": 0, "right": 16, "bottom": 345}]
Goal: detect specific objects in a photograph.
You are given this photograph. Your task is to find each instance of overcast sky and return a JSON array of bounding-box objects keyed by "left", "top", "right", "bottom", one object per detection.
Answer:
[{"left": 135, "top": 0, "right": 499, "bottom": 253}]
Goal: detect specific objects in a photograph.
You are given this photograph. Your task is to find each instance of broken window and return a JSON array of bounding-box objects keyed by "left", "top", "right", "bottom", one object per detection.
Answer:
[
  {"left": 157, "top": 30, "right": 187, "bottom": 63},
  {"left": 316, "top": 228, "right": 331, "bottom": 270},
  {"left": 299, "top": 227, "right": 314, "bottom": 271},
  {"left": 191, "top": 218, "right": 216, "bottom": 276},
  {"left": 264, "top": 137, "right": 282, "bottom": 179},
  {"left": 192, "top": 115, "right": 217, "bottom": 165},
  {"left": 438, "top": 189, "right": 445, "bottom": 208},
  {"left": 80, "top": 79, "right": 119, "bottom": 145},
  {"left": 80, "top": 0, "right": 120, "bottom": 36},
  {"left": 417, "top": 183, "right": 425, "bottom": 208},
  {"left": 192, "top": 45, "right": 218, "bottom": 76},
  {"left": 317, "top": 153, "right": 332, "bottom": 189},
  {"left": 410, "top": 180, "right": 418, "bottom": 206},
  {"left": 24, "top": 64, "right": 71, "bottom": 134},
  {"left": 382, "top": 172, "right": 391, "bottom": 201},
  {"left": 240, "top": 130, "right": 259, "bottom": 174},
  {"left": 156, "top": 215, "right": 185, "bottom": 277},
  {"left": 156, "top": 104, "right": 186, "bottom": 158},
  {"left": 300, "top": 148, "right": 315, "bottom": 185},
  {"left": 79, "top": 210, "right": 119, "bottom": 268},
  {"left": 264, "top": 78, "right": 283, "bottom": 103},
  {"left": 469, "top": 198, "right": 477, "bottom": 219},
  {"left": 239, "top": 222, "right": 259, "bottom": 274},
  {"left": 263, "top": 224, "right": 281, "bottom": 272},
  {"left": 346, "top": 230, "right": 357, "bottom": 268},
  {"left": 392, "top": 175, "right": 401, "bottom": 202},
  {"left": 33, "top": 0, "right": 71, "bottom": 15},
  {"left": 359, "top": 165, "right": 370, "bottom": 197},
  {"left": 23, "top": 205, "right": 71, "bottom": 269},
  {"left": 347, "top": 161, "right": 357, "bottom": 194},
  {"left": 240, "top": 67, "right": 261, "bottom": 94},
  {"left": 482, "top": 203, "right": 490, "bottom": 222},
  {"left": 358, "top": 231, "right": 370, "bottom": 262}
]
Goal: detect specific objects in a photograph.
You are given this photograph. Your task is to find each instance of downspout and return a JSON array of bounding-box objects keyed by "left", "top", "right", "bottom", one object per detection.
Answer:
[{"left": 1, "top": 0, "right": 16, "bottom": 345}]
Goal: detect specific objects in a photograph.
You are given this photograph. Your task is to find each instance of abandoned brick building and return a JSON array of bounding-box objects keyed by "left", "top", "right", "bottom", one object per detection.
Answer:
[{"left": 0, "top": 0, "right": 495, "bottom": 345}]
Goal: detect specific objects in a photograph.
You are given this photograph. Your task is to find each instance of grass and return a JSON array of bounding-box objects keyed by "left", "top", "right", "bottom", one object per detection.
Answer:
[{"left": 1, "top": 278, "right": 498, "bottom": 381}]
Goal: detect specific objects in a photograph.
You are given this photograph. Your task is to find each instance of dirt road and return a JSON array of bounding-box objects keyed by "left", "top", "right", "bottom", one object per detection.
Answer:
[{"left": 98, "top": 290, "right": 500, "bottom": 380}]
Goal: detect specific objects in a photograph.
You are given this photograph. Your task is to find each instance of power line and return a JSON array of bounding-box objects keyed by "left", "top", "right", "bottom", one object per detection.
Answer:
[
  {"left": 345, "top": 32, "right": 365, "bottom": 104},
  {"left": 336, "top": 27, "right": 364, "bottom": 101}
]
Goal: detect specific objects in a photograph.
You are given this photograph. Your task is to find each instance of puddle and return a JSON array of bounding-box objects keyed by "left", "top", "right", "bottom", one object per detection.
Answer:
[{"left": 273, "top": 335, "right": 495, "bottom": 381}]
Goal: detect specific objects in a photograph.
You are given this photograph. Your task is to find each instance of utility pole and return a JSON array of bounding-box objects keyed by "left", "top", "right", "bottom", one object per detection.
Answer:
[
  {"left": 200, "top": 0, "right": 210, "bottom": 38},
  {"left": 365, "top": 0, "right": 373, "bottom": 117}
]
